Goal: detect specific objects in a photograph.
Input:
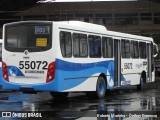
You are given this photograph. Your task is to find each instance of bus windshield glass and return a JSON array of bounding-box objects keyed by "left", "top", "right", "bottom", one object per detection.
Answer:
[{"left": 5, "top": 22, "right": 52, "bottom": 52}]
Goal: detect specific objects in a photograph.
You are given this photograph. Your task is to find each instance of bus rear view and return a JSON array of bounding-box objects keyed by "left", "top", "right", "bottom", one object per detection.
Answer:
[{"left": 2, "top": 21, "right": 56, "bottom": 93}]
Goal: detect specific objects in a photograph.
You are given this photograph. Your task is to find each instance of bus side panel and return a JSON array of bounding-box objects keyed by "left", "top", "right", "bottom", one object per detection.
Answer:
[
  {"left": 121, "top": 59, "right": 146, "bottom": 86},
  {"left": 55, "top": 59, "right": 115, "bottom": 92}
]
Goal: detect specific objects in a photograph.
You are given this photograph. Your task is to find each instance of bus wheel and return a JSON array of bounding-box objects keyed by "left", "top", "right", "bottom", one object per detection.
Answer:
[
  {"left": 50, "top": 92, "right": 69, "bottom": 99},
  {"left": 96, "top": 76, "right": 106, "bottom": 99},
  {"left": 137, "top": 77, "right": 143, "bottom": 91}
]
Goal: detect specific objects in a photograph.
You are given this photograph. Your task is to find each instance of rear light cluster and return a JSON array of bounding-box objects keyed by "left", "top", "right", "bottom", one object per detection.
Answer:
[
  {"left": 2, "top": 61, "right": 9, "bottom": 82},
  {"left": 46, "top": 62, "right": 56, "bottom": 83}
]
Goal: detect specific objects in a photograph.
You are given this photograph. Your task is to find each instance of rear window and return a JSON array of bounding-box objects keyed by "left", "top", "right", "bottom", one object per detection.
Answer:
[{"left": 5, "top": 22, "right": 52, "bottom": 52}]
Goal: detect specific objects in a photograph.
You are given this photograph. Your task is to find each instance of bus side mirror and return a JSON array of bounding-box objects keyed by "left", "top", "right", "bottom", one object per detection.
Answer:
[{"left": 153, "top": 43, "right": 159, "bottom": 58}]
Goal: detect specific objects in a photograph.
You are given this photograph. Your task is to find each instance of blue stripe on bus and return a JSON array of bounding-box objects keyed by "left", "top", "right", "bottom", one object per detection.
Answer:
[
  {"left": 56, "top": 59, "right": 114, "bottom": 71},
  {"left": 8, "top": 66, "right": 24, "bottom": 76},
  {"left": 56, "top": 59, "right": 125, "bottom": 90}
]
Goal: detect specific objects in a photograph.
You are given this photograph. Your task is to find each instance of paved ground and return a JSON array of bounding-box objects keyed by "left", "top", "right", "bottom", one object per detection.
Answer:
[{"left": 0, "top": 77, "right": 160, "bottom": 119}]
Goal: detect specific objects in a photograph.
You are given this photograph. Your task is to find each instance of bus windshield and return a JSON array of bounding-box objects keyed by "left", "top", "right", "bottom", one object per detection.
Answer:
[{"left": 5, "top": 22, "right": 52, "bottom": 52}]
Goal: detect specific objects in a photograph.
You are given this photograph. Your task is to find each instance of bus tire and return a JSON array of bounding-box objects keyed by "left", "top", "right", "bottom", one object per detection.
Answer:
[
  {"left": 50, "top": 92, "right": 69, "bottom": 99},
  {"left": 96, "top": 76, "right": 106, "bottom": 99},
  {"left": 137, "top": 77, "right": 143, "bottom": 91}
]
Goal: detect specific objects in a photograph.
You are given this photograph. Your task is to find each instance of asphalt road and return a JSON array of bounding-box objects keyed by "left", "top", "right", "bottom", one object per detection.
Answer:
[{"left": 0, "top": 77, "right": 160, "bottom": 120}]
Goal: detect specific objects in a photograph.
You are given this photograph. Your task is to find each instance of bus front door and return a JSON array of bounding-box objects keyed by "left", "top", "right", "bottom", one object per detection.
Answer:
[
  {"left": 147, "top": 43, "right": 152, "bottom": 82},
  {"left": 114, "top": 39, "right": 121, "bottom": 87}
]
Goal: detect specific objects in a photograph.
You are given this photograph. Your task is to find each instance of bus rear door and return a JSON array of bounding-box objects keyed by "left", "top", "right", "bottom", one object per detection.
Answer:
[
  {"left": 114, "top": 39, "right": 121, "bottom": 87},
  {"left": 147, "top": 43, "right": 152, "bottom": 82}
]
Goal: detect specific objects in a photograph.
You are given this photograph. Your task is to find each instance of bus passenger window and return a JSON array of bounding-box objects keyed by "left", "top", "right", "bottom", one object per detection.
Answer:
[
  {"left": 88, "top": 37, "right": 94, "bottom": 57},
  {"left": 102, "top": 37, "right": 113, "bottom": 58},
  {"left": 121, "top": 39, "right": 130, "bottom": 58},
  {"left": 73, "top": 33, "right": 88, "bottom": 57},
  {"left": 131, "top": 41, "right": 139, "bottom": 58},
  {"left": 88, "top": 35, "right": 101, "bottom": 58},
  {"left": 60, "top": 31, "right": 72, "bottom": 57},
  {"left": 139, "top": 42, "right": 147, "bottom": 58}
]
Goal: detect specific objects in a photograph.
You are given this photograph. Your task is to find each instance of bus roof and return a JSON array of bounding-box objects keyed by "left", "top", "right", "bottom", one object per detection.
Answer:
[
  {"left": 57, "top": 21, "right": 107, "bottom": 31},
  {"left": 57, "top": 21, "right": 153, "bottom": 42}
]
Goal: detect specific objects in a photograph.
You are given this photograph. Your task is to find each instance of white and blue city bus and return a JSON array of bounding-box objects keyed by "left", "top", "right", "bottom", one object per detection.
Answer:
[
  {"left": 2, "top": 21, "right": 158, "bottom": 99},
  {"left": 0, "top": 39, "right": 3, "bottom": 86}
]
